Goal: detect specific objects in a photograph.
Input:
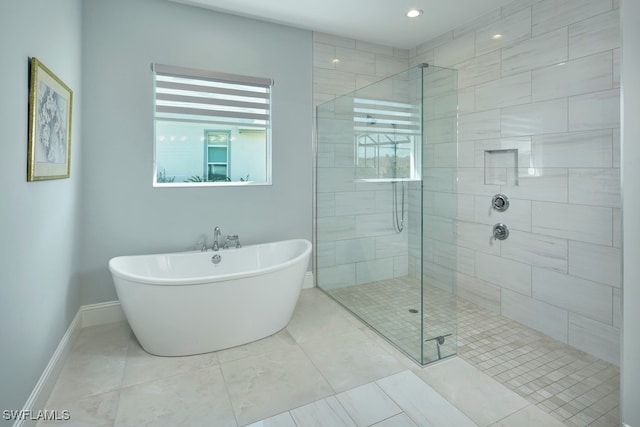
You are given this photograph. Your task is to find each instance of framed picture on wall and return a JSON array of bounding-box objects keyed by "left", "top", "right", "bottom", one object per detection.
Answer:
[{"left": 27, "top": 57, "right": 73, "bottom": 181}]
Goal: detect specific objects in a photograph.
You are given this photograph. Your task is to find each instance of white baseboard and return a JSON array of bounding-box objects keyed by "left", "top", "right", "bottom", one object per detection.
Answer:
[
  {"left": 13, "top": 302, "right": 126, "bottom": 427},
  {"left": 17, "top": 274, "right": 315, "bottom": 426},
  {"left": 81, "top": 301, "right": 125, "bottom": 328},
  {"left": 302, "top": 271, "right": 314, "bottom": 289},
  {"left": 13, "top": 312, "right": 82, "bottom": 427}
]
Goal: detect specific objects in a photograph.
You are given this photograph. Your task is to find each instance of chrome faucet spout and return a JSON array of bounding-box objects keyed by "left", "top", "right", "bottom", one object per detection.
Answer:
[{"left": 212, "top": 226, "right": 221, "bottom": 251}]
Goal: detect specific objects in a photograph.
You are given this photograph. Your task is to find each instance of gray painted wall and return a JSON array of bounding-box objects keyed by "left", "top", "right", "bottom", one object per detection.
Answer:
[
  {"left": 80, "top": 0, "right": 313, "bottom": 304},
  {"left": 621, "top": 0, "right": 640, "bottom": 424},
  {"left": 0, "top": 0, "right": 82, "bottom": 420}
]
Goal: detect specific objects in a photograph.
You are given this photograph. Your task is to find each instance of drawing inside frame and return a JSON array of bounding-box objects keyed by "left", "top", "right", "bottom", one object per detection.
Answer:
[{"left": 27, "top": 57, "right": 73, "bottom": 181}]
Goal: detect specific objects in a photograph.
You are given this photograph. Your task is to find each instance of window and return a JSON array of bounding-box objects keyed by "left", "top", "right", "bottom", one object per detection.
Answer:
[
  {"left": 353, "top": 97, "right": 421, "bottom": 181},
  {"left": 153, "top": 64, "right": 272, "bottom": 186}
]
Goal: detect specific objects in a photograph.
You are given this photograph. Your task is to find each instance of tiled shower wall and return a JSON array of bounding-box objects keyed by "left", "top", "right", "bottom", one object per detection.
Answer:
[
  {"left": 313, "top": 0, "right": 621, "bottom": 365},
  {"left": 313, "top": 33, "right": 413, "bottom": 288},
  {"left": 408, "top": 0, "right": 621, "bottom": 365}
]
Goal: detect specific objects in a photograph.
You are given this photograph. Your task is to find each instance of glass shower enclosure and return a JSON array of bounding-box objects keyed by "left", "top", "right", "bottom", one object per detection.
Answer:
[{"left": 315, "top": 64, "right": 458, "bottom": 365}]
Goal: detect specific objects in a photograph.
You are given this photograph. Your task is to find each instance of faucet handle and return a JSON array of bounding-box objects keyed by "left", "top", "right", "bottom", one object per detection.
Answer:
[
  {"left": 227, "top": 235, "right": 241, "bottom": 248},
  {"left": 195, "top": 236, "right": 207, "bottom": 252}
]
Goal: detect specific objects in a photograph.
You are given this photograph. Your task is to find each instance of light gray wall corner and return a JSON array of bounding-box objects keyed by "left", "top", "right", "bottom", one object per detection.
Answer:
[
  {"left": 622, "top": 0, "right": 640, "bottom": 424},
  {"left": 0, "top": 0, "right": 83, "bottom": 422},
  {"left": 80, "top": 0, "right": 313, "bottom": 305}
]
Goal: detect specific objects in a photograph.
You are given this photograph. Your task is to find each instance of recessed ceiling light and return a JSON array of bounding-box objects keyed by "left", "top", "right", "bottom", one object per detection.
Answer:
[
  {"left": 332, "top": 58, "right": 340, "bottom": 64},
  {"left": 407, "top": 9, "right": 423, "bottom": 18},
  {"left": 491, "top": 34, "right": 503, "bottom": 40}
]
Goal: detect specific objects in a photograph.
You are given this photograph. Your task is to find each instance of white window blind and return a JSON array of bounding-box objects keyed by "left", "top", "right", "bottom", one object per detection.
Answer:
[{"left": 152, "top": 63, "right": 273, "bottom": 128}]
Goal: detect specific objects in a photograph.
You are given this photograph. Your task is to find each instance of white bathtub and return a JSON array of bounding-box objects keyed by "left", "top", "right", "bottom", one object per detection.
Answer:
[{"left": 109, "top": 239, "right": 312, "bottom": 356}]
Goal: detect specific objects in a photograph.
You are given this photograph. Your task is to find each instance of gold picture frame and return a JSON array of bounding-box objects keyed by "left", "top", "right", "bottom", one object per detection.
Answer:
[{"left": 27, "top": 57, "right": 73, "bottom": 181}]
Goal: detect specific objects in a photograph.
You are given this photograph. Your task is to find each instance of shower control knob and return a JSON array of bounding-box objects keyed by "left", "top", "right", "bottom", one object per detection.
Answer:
[
  {"left": 493, "top": 223, "right": 509, "bottom": 241},
  {"left": 492, "top": 194, "right": 509, "bottom": 212}
]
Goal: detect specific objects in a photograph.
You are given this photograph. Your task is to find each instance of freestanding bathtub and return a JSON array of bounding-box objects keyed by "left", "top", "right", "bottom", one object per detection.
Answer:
[{"left": 109, "top": 239, "right": 312, "bottom": 356}]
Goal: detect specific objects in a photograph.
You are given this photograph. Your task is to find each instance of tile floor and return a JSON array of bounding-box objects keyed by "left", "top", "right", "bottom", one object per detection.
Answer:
[
  {"left": 326, "top": 278, "right": 621, "bottom": 427},
  {"left": 40, "top": 286, "right": 619, "bottom": 426}
]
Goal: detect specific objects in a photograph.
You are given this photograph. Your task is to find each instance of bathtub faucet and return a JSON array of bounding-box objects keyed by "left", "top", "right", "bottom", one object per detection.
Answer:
[
  {"left": 226, "top": 235, "right": 241, "bottom": 248},
  {"left": 212, "top": 226, "right": 222, "bottom": 251}
]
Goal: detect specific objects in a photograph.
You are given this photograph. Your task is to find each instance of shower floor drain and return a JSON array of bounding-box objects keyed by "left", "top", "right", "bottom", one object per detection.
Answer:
[{"left": 408, "top": 308, "right": 419, "bottom": 313}]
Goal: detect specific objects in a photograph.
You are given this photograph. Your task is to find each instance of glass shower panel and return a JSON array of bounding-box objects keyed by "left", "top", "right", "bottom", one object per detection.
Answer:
[
  {"left": 420, "top": 65, "right": 458, "bottom": 364},
  {"left": 316, "top": 64, "right": 458, "bottom": 366}
]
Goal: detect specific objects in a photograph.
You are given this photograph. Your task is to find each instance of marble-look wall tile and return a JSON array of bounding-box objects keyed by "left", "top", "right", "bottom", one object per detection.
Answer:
[
  {"left": 423, "top": 215, "right": 456, "bottom": 244},
  {"left": 454, "top": 8, "right": 502, "bottom": 38},
  {"left": 356, "top": 258, "right": 394, "bottom": 284},
  {"left": 501, "top": 27, "right": 568, "bottom": 76},
  {"left": 568, "top": 313, "right": 620, "bottom": 365},
  {"left": 501, "top": 289, "right": 569, "bottom": 343},
  {"left": 532, "top": 267, "right": 613, "bottom": 323},
  {"left": 501, "top": 98, "right": 568, "bottom": 137},
  {"left": 476, "top": 8, "right": 532, "bottom": 56},
  {"left": 356, "top": 213, "right": 394, "bottom": 238},
  {"left": 458, "top": 109, "right": 501, "bottom": 141},
  {"left": 423, "top": 260, "right": 456, "bottom": 292},
  {"left": 314, "top": 32, "right": 356, "bottom": 48},
  {"left": 457, "top": 246, "right": 476, "bottom": 276},
  {"left": 613, "top": 288, "right": 622, "bottom": 328},
  {"left": 375, "top": 56, "right": 409, "bottom": 77},
  {"left": 532, "top": 0, "right": 613, "bottom": 36},
  {"left": 568, "top": 89, "right": 620, "bottom": 131},
  {"left": 423, "top": 168, "right": 455, "bottom": 192},
  {"left": 475, "top": 72, "right": 532, "bottom": 111},
  {"left": 613, "top": 208, "right": 621, "bottom": 248},
  {"left": 457, "top": 272, "right": 502, "bottom": 313},
  {"left": 474, "top": 196, "right": 532, "bottom": 231},
  {"left": 335, "top": 237, "right": 376, "bottom": 264},
  {"left": 501, "top": 230, "right": 568, "bottom": 272},
  {"left": 335, "top": 192, "right": 376, "bottom": 216},
  {"left": 375, "top": 234, "right": 409, "bottom": 258},
  {"left": 474, "top": 137, "right": 532, "bottom": 169},
  {"left": 568, "top": 168, "right": 620, "bottom": 208},
  {"left": 457, "top": 51, "right": 501, "bottom": 89},
  {"left": 425, "top": 117, "right": 457, "bottom": 144},
  {"left": 568, "top": 240, "right": 622, "bottom": 288},
  {"left": 530, "top": 129, "right": 613, "bottom": 168},
  {"left": 415, "top": 31, "right": 454, "bottom": 55},
  {"left": 501, "top": 168, "right": 568, "bottom": 203},
  {"left": 501, "top": 0, "right": 544, "bottom": 17},
  {"left": 433, "top": 32, "right": 475, "bottom": 67},
  {"left": 317, "top": 264, "right": 356, "bottom": 289},
  {"left": 613, "top": 127, "right": 620, "bottom": 167},
  {"left": 314, "top": 68, "right": 356, "bottom": 97},
  {"left": 457, "top": 168, "right": 501, "bottom": 196},
  {"left": 314, "top": 43, "right": 337, "bottom": 70},
  {"left": 335, "top": 47, "right": 376, "bottom": 75},
  {"left": 355, "top": 40, "right": 394, "bottom": 56},
  {"left": 317, "top": 167, "right": 355, "bottom": 193},
  {"left": 317, "top": 216, "right": 356, "bottom": 241},
  {"left": 569, "top": 9, "right": 620, "bottom": 59},
  {"left": 316, "top": 241, "right": 335, "bottom": 268},
  {"left": 613, "top": 48, "right": 620, "bottom": 88},
  {"left": 317, "top": 193, "right": 335, "bottom": 218},
  {"left": 532, "top": 51, "right": 613, "bottom": 102},
  {"left": 456, "top": 221, "right": 501, "bottom": 255},
  {"left": 476, "top": 252, "right": 532, "bottom": 295},
  {"left": 532, "top": 201, "right": 612, "bottom": 245}
]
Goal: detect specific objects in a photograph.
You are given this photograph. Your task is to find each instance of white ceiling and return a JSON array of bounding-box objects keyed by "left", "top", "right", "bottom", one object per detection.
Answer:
[{"left": 170, "top": 0, "right": 516, "bottom": 49}]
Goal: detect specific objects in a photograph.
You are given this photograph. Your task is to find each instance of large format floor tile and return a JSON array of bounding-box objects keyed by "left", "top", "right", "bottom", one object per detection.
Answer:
[
  {"left": 299, "top": 328, "right": 407, "bottom": 392},
  {"left": 220, "top": 345, "right": 334, "bottom": 425},
  {"left": 46, "top": 323, "right": 131, "bottom": 407},
  {"left": 414, "top": 357, "right": 529, "bottom": 426},
  {"left": 115, "top": 366, "right": 235, "bottom": 427}
]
